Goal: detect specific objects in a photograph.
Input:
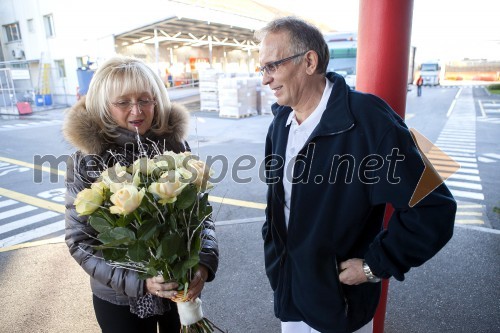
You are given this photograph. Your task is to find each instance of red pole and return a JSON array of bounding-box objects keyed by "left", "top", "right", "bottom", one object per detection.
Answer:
[{"left": 356, "top": 1, "right": 414, "bottom": 332}]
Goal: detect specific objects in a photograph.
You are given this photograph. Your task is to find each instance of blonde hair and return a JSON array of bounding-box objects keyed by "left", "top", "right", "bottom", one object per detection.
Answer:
[{"left": 86, "top": 55, "right": 172, "bottom": 137}]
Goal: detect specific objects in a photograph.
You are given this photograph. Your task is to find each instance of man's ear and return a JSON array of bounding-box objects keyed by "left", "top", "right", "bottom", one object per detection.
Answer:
[{"left": 304, "top": 51, "right": 319, "bottom": 75}]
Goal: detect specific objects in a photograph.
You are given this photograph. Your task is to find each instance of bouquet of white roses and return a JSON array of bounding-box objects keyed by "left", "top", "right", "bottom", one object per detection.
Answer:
[{"left": 74, "top": 150, "right": 223, "bottom": 333}]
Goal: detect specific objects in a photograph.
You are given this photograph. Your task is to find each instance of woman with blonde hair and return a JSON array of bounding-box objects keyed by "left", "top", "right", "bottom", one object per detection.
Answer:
[{"left": 63, "top": 56, "right": 219, "bottom": 333}]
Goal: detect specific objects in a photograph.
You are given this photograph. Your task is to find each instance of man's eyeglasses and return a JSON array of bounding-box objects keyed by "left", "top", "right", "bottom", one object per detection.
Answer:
[
  {"left": 259, "top": 51, "right": 307, "bottom": 76},
  {"left": 111, "top": 100, "right": 156, "bottom": 111}
]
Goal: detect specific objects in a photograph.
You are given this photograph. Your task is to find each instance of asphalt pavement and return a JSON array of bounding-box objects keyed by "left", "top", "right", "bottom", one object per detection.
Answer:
[
  {"left": 0, "top": 85, "right": 499, "bottom": 333},
  {"left": 1, "top": 220, "right": 499, "bottom": 333}
]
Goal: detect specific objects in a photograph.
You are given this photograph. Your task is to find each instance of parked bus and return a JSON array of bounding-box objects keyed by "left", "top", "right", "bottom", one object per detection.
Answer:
[
  {"left": 324, "top": 32, "right": 357, "bottom": 88},
  {"left": 324, "top": 32, "right": 417, "bottom": 90}
]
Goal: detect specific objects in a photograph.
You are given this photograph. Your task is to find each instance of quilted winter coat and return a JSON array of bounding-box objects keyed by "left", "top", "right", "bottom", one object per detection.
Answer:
[{"left": 63, "top": 97, "right": 219, "bottom": 305}]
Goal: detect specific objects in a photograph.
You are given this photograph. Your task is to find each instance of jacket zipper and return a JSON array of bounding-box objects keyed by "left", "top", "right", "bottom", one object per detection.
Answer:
[{"left": 280, "top": 124, "right": 355, "bottom": 317}]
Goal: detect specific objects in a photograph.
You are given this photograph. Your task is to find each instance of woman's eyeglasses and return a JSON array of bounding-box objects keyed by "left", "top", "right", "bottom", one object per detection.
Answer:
[
  {"left": 258, "top": 51, "right": 307, "bottom": 76},
  {"left": 111, "top": 100, "right": 156, "bottom": 111}
]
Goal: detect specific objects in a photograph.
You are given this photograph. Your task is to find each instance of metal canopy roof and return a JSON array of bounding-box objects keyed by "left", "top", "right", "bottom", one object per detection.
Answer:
[{"left": 115, "top": 16, "right": 260, "bottom": 51}]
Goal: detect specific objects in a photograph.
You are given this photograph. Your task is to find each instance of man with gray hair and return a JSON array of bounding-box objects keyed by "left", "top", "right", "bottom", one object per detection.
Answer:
[{"left": 256, "top": 16, "right": 456, "bottom": 333}]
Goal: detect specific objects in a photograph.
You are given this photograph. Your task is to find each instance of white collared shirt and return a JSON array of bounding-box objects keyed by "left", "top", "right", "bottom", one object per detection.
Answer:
[{"left": 283, "top": 78, "right": 333, "bottom": 228}]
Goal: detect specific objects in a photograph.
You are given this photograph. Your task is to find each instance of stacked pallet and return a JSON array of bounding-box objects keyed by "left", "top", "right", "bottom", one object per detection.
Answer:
[
  {"left": 199, "top": 69, "right": 223, "bottom": 112},
  {"left": 218, "top": 77, "right": 260, "bottom": 118},
  {"left": 258, "top": 84, "right": 276, "bottom": 115}
]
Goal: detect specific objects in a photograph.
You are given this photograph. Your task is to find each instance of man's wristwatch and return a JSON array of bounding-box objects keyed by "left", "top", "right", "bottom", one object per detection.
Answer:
[{"left": 362, "top": 260, "right": 381, "bottom": 283}]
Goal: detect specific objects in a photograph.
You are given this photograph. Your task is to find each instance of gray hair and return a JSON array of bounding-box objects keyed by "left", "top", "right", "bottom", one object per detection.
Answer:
[
  {"left": 85, "top": 55, "right": 172, "bottom": 137},
  {"left": 255, "top": 16, "right": 329, "bottom": 74}
]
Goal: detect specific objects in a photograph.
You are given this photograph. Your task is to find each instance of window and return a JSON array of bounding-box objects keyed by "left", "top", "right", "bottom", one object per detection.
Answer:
[
  {"left": 54, "top": 59, "right": 66, "bottom": 78},
  {"left": 77, "top": 56, "right": 96, "bottom": 69},
  {"left": 329, "top": 48, "right": 357, "bottom": 59},
  {"left": 43, "top": 14, "right": 55, "bottom": 38},
  {"left": 27, "top": 19, "right": 35, "bottom": 33},
  {"left": 3, "top": 22, "right": 21, "bottom": 42},
  {"left": 421, "top": 64, "right": 439, "bottom": 71},
  {"left": 77, "top": 56, "right": 88, "bottom": 68}
]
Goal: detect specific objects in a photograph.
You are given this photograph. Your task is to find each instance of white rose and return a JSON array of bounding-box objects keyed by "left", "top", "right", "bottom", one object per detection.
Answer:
[
  {"left": 186, "top": 159, "right": 214, "bottom": 190},
  {"left": 131, "top": 157, "right": 157, "bottom": 175},
  {"left": 74, "top": 187, "right": 104, "bottom": 215},
  {"left": 148, "top": 170, "right": 188, "bottom": 204},
  {"left": 109, "top": 185, "right": 145, "bottom": 215}
]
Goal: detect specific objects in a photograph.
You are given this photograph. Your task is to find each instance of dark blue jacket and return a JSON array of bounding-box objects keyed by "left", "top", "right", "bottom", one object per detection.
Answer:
[{"left": 263, "top": 73, "right": 456, "bottom": 333}]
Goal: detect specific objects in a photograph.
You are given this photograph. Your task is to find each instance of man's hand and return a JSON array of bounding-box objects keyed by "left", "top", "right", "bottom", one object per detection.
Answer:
[
  {"left": 338, "top": 258, "right": 368, "bottom": 285},
  {"left": 186, "top": 265, "right": 209, "bottom": 301}
]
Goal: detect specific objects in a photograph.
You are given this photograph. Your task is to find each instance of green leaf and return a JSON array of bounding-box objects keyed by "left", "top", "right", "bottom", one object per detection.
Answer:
[
  {"left": 167, "top": 214, "right": 177, "bottom": 230},
  {"left": 156, "top": 242, "right": 163, "bottom": 259},
  {"left": 175, "top": 185, "right": 197, "bottom": 210},
  {"left": 116, "top": 213, "right": 135, "bottom": 227},
  {"left": 172, "top": 261, "right": 187, "bottom": 283},
  {"left": 146, "top": 266, "right": 158, "bottom": 277},
  {"left": 101, "top": 247, "right": 127, "bottom": 261},
  {"left": 111, "top": 227, "right": 136, "bottom": 241},
  {"left": 89, "top": 216, "right": 112, "bottom": 233},
  {"left": 182, "top": 256, "right": 199, "bottom": 271},
  {"left": 191, "top": 232, "right": 202, "bottom": 255},
  {"left": 98, "top": 227, "right": 136, "bottom": 246},
  {"left": 137, "top": 219, "right": 158, "bottom": 241},
  {"left": 128, "top": 240, "right": 148, "bottom": 262},
  {"left": 161, "top": 233, "right": 182, "bottom": 259},
  {"left": 197, "top": 194, "right": 212, "bottom": 220},
  {"left": 97, "top": 209, "right": 117, "bottom": 226}
]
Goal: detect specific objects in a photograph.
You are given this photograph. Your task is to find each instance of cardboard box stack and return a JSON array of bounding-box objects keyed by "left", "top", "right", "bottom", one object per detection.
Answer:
[
  {"left": 199, "top": 69, "right": 222, "bottom": 112},
  {"left": 259, "top": 84, "right": 276, "bottom": 115},
  {"left": 218, "top": 77, "right": 259, "bottom": 118}
]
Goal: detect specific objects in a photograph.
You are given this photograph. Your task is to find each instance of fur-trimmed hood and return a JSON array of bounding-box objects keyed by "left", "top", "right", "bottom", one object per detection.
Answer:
[{"left": 62, "top": 96, "right": 190, "bottom": 155}]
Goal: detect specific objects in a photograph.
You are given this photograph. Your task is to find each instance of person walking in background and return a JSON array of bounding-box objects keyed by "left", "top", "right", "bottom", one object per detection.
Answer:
[
  {"left": 256, "top": 16, "right": 456, "bottom": 333},
  {"left": 165, "top": 66, "right": 174, "bottom": 87},
  {"left": 63, "top": 56, "right": 219, "bottom": 333},
  {"left": 417, "top": 75, "right": 424, "bottom": 96}
]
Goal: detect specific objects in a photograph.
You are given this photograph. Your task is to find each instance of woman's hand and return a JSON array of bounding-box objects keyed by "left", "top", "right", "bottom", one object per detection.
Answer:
[
  {"left": 145, "top": 275, "right": 178, "bottom": 299},
  {"left": 186, "top": 265, "right": 209, "bottom": 301}
]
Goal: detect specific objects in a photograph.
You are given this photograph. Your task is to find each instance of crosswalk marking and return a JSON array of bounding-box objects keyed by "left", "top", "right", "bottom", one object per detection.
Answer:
[
  {"left": 0, "top": 199, "right": 17, "bottom": 208},
  {"left": 457, "top": 204, "right": 483, "bottom": 208},
  {"left": 0, "top": 119, "right": 63, "bottom": 131},
  {"left": 0, "top": 205, "right": 38, "bottom": 220},
  {"left": 432, "top": 87, "right": 485, "bottom": 205},
  {"left": 447, "top": 173, "right": 481, "bottom": 182},
  {"left": 0, "top": 220, "right": 64, "bottom": 248},
  {"left": 438, "top": 165, "right": 478, "bottom": 174},
  {"left": 438, "top": 136, "right": 476, "bottom": 140},
  {"left": 455, "top": 219, "right": 484, "bottom": 225},
  {"left": 477, "top": 99, "right": 500, "bottom": 124},
  {"left": 454, "top": 204, "right": 485, "bottom": 225},
  {"left": 456, "top": 211, "right": 482, "bottom": 216},
  {"left": 477, "top": 152, "right": 500, "bottom": 164},
  {"left": 0, "top": 211, "right": 60, "bottom": 234},
  {"left": 445, "top": 180, "right": 482, "bottom": 191},
  {"left": 477, "top": 156, "right": 495, "bottom": 163},
  {"left": 483, "top": 153, "right": 500, "bottom": 159},
  {"left": 0, "top": 196, "right": 64, "bottom": 248},
  {"left": 450, "top": 189, "right": 484, "bottom": 201}
]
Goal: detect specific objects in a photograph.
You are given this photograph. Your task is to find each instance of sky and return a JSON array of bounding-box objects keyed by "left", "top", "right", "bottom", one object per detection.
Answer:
[{"left": 262, "top": 0, "right": 500, "bottom": 63}]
